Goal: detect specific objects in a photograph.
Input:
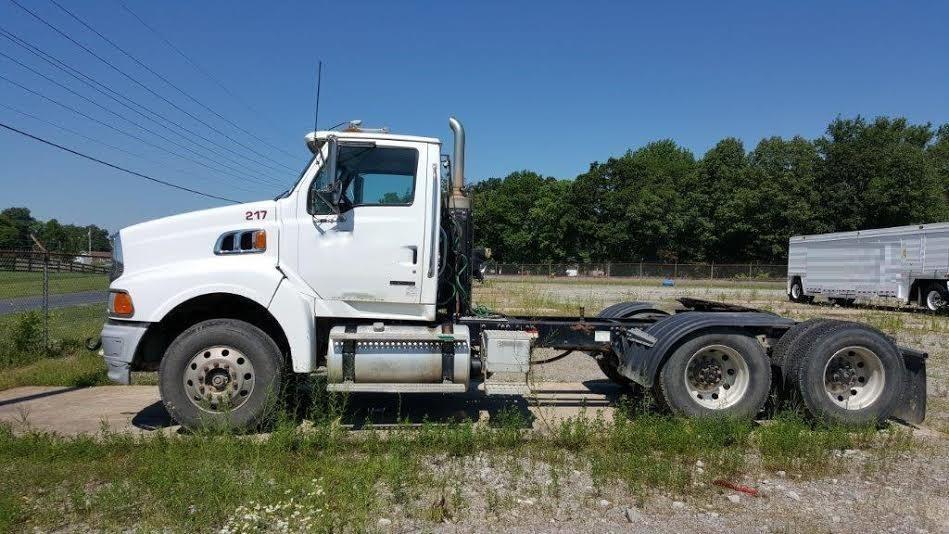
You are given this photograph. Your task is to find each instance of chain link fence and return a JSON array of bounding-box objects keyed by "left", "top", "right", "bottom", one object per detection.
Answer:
[
  {"left": 0, "top": 250, "right": 110, "bottom": 369},
  {"left": 484, "top": 261, "right": 787, "bottom": 281}
]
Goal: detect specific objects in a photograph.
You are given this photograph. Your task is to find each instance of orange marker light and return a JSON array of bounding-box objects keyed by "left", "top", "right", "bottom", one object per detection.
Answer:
[
  {"left": 110, "top": 291, "right": 134, "bottom": 317},
  {"left": 254, "top": 230, "right": 267, "bottom": 250}
]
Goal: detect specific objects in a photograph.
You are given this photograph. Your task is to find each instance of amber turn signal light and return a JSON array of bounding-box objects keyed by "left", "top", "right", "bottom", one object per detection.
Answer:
[
  {"left": 254, "top": 230, "right": 266, "bottom": 251},
  {"left": 110, "top": 291, "right": 134, "bottom": 317}
]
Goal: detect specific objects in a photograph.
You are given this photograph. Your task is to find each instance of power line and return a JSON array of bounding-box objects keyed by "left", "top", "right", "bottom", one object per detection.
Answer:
[
  {"left": 7, "top": 0, "right": 298, "bottom": 172},
  {"left": 0, "top": 27, "right": 290, "bottom": 183},
  {"left": 0, "top": 50, "right": 285, "bottom": 188},
  {"left": 114, "top": 0, "right": 291, "bottom": 155},
  {"left": 53, "top": 0, "right": 299, "bottom": 161},
  {"left": 0, "top": 102, "right": 265, "bottom": 196},
  {"left": 0, "top": 72, "right": 281, "bottom": 191},
  {"left": 0, "top": 120, "right": 240, "bottom": 203}
]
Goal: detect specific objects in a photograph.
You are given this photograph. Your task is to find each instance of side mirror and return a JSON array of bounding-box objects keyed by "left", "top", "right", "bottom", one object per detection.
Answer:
[{"left": 307, "top": 136, "right": 340, "bottom": 216}]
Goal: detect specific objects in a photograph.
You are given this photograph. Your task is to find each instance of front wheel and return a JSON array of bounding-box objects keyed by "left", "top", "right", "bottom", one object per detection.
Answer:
[
  {"left": 159, "top": 319, "right": 283, "bottom": 430},
  {"left": 657, "top": 333, "right": 771, "bottom": 418}
]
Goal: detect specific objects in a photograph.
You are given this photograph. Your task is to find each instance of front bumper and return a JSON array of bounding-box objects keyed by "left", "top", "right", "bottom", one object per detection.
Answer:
[{"left": 100, "top": 320, "right": 149, "bottom": 384}]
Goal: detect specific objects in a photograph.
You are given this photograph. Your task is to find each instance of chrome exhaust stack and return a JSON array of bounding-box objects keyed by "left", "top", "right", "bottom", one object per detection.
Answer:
[{"left": 448, "top": 116, "right": 470, "bottom": 209}]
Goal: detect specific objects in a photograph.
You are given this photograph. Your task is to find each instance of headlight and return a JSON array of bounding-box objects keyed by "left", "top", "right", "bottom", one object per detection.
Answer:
[{"left": 110, "top": 232, "right": 124, "bottom": 282}]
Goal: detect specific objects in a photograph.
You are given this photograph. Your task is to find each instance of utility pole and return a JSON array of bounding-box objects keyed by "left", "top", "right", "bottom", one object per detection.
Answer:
[{"left": 87, "top": 227, "right": 92, "bottom": 254}]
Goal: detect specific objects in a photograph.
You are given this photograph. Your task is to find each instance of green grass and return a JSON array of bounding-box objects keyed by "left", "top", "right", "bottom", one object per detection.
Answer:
[
  {"left": 0, "top": 399, "right": 912, "bottom": 532},
  {"left": 0, "top": 304, "right": 105, "bottom": 377},
  {"left": 0, "top": 271, "right": 109, "bottom": 299},
  {"left": 0, "top": 353, "right": 108, "bottom": 391}
]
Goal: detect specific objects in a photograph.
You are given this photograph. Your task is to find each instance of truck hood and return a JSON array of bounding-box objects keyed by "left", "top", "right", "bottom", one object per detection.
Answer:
[{"left": 116, "top": 200, "right": 279, "bottom": 280}]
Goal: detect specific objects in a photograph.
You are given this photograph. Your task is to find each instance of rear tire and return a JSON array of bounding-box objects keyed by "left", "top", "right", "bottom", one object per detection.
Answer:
[
  {"left": 658, "top": 333, "right": 771, "bottom": 418},
  {"left": 774, "top": 319, "right": 843, "bottom": 383},
  {"left": 830, "top": 298, "right": 856, "bottom": 307},
  {"left": 159, "top": 319, "right": 283, "bottom": 431},
  {"left": 793, "top": 323, "right": 905, "bottom": 425},
  {"left": 595, "top": 303, "right": 668, "bottom": 392}
]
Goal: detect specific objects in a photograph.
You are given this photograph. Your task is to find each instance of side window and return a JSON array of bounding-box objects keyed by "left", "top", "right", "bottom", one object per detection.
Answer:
[{"left": 340, "top": 146, "right": 418, "bottom": 206}]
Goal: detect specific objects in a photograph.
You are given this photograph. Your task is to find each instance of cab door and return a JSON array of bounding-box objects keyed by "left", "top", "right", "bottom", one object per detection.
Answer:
[{"left": 295, "top": 139, "right": 430, "bottom": 304}]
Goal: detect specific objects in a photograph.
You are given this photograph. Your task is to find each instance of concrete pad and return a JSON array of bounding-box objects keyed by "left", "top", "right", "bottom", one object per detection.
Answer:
[
  {"left": 0, "top": 380, "right": 624, "bottom": 436},
  {"left": 0, "top": 385, "right": 170, "bottom": 436}
]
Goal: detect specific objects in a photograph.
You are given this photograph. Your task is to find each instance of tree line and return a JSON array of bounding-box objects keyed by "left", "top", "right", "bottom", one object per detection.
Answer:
[
  {"left": 0, "top": 207, "right": 111, "bottom": 253},
  {"left": 471, "top": 116, "right": 949, "bottom": 264}
]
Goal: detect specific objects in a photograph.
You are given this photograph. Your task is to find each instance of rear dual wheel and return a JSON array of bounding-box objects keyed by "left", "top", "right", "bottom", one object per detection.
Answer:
[
  {"left": 780, "top": 320, "right": 904, "bottom": 425},
  {"left": 657, "top": 333, "right": 771, "bottom": 419}
]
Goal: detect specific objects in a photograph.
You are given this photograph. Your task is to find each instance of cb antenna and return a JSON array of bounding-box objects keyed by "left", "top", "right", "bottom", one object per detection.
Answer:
[{"left": 312, "top": 60, "right": 322, "bottom": 132}]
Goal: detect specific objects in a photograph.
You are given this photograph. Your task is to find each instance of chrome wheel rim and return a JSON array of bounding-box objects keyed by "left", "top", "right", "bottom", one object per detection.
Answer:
[
  {"left": 791, "top": 284, "right": 802, "bottom": 300},
  {"left": 684, "top": 344, "right": 750, "bottom": 409},
  {"left": 183, "top": 345, "right": 255, "bottom": 412},
  {"left": 823, "top": 346, "right": 884, "bottom": 410},
  {"left": 926, "top": 290, "right": 945, "bottom": 311}
]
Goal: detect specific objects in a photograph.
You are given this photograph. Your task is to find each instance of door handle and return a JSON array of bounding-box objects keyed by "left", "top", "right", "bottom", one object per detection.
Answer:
[{"left": 407, "top": 245, "right": 418, "bottom": 264}]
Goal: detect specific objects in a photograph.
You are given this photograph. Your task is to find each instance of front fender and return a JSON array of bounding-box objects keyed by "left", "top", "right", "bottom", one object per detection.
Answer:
[
  {"left": 113, "top": 257, "right": 284, "bottom": 323},
  {"left": 613, "top": 311, "right": 794, "bottom": 387}
]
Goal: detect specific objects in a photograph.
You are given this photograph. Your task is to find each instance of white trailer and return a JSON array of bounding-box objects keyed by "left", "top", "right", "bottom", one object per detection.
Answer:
[{"left": 787, "top": 223, "right": 949, "bottom": 311}]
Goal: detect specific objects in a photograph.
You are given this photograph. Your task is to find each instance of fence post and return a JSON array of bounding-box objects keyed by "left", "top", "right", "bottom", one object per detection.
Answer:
[
  {"left": 606, "top": 262, "right": 611, "bottom": 277},
  {"left": 749, "top": 263, "right": 753, "bottom": 277},
  {"left": 674, "top": 261, "right": 678, "bottom": 279},
  {"left": 43, "top": 253, "right": 49, "bottom": 355},
  {"left": 710, "top": 262, "right": 714, "bottom": 280},
  {"left": 639, "top": 261, "right": 643, "bottom": 278}
]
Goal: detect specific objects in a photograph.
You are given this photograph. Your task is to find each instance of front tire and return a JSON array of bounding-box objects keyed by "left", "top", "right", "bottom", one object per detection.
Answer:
[
  {"left": 159, "top": 319, "right": 283, "bottom": 430},
  {"left": 657, "top": 333, "right": 771, "bottom": 418}
]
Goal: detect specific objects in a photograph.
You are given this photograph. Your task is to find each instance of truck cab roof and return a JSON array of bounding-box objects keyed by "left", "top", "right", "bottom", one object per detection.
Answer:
[{"left": 305, "top": 130, "right": 441, "bottom": 153}]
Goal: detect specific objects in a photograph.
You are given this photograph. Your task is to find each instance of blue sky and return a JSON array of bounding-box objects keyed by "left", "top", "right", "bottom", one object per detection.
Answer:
[{"left": 1, "top": 0, "right": 947, "bottom": 232}]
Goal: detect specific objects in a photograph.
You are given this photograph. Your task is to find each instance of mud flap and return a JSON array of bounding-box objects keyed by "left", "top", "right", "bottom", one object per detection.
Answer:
[{"left": 892, "top": 347, "right": 927, "bottom": 425}]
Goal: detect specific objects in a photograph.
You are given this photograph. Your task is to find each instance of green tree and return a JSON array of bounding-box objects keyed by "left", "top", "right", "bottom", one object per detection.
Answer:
[{"left": 816, "top": 116, "right": 946, "bottom": 230}]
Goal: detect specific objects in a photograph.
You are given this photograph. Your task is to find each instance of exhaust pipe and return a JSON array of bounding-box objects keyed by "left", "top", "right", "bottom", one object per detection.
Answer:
[{"left": 448, "top": 116, "right": 470, "bottom": 209}]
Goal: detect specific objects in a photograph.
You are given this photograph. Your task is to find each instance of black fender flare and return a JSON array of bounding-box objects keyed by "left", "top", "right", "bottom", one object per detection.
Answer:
[
  {"left": 612, "top": 311, "right": 794, "bottom": 387},
  {"left": 598, "top": 301, "right": 668, "bottom": 319}
]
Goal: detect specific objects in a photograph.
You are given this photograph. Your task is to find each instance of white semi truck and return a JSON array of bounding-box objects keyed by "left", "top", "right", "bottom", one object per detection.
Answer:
[
  {"left": 788, "top": 224, "right": 949, "bottom": 311},
  {"left": 100, "top": 118, "right": 928, "bottom": 429}
]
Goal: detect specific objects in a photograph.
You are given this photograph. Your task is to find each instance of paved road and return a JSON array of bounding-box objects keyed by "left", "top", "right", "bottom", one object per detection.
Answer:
[
  {"left": 0, "top": 381, "right": 623, "bottom": 435},
  {"left": 0, "top": 290, "right": 107, "bottom": 315}
]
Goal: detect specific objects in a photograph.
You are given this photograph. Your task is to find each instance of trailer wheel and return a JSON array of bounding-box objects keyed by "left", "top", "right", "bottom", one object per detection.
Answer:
[
  {"left": 830, "top": 298, "right": 856, "bottom": 307},
  {"left": 159, "top": 319, "right": 283, "bottom": 430},
  {"left": 794, "top": 323, "right": 905, "bottom": 425},
  {"left": 789, "top": 279, "right": 806, "bottom": 303},
  {"left": 924, "top": 283, "right": 948, "bottom": 312},
  {"left": 657, "top": 333, "right": 771, "bottom": 418}
]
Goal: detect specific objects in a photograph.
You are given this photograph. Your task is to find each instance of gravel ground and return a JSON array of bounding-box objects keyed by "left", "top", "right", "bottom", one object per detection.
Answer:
[{"left": 377, "top": 443, "right": 949, "bottom": 533}]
